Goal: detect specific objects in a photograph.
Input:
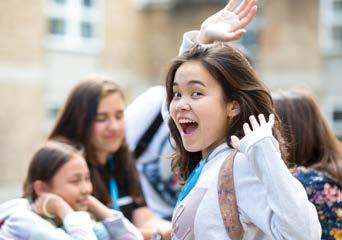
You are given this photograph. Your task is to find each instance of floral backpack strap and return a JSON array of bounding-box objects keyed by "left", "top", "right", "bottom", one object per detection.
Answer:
[{"left": 218, "top": 149, "right": 244, "bottom": 240}]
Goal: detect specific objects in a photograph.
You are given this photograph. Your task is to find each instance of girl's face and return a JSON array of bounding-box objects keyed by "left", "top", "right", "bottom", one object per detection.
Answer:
[
  {"left": 170, "top": 61, "right": 234, "bottom": 157},
  {"left": 90, "top": 92, "right": 125, "bottom": 163},
  {"left": 48, "top": 155, "right": 92, "bottom": 211}
]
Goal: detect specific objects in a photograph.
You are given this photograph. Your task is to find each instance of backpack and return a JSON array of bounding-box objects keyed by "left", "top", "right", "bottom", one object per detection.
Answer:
[
  {"left": 133, "top": 112, "right": 163, "bottom": 160},
  {"left": 218, "top": 149, "right": 244, "bottom": 240}
]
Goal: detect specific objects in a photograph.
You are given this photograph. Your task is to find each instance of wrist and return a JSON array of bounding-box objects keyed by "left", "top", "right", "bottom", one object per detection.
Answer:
[
  {"left": 54, "top": 199, "right": 73, "bottom": 219},
  {"left": 198, "top": 24, "right": 213, "bottom": 44},
  {"left": 42, "top": 195, "right": 59, "bottom": 218},
  {"left": 197, "top": 30, "right": 208, "bottom": 44}
]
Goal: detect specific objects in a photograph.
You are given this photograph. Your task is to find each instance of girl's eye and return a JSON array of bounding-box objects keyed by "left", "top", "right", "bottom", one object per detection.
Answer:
[
  {"left": 95, "top": 114, "right": 107, "bottom": 122},
  {"left": 115, "top": 112, "right": 124, "bottom": 120},
  {"left": 191, "top": 92, "right": 202, "bottom": 97},
  {"left": 69, "top": 179, "right": 81, "bottom": 184},
  {"left": 173, "top": 91, "right": 181, "bottom": 98}
]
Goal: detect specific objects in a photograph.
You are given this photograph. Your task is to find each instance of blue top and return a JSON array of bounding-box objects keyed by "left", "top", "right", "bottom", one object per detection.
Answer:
[{"left": 176, "top": 144, "right": 229, "bottom": 206}]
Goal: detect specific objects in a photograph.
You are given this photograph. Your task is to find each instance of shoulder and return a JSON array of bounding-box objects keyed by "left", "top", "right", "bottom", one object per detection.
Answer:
[
  {"left": 2, "top": 204, "right": 56, "bottom": 239},
  {"left": 125, "top": 86, "right": 165, "bottom": 119},
  {"left": 293, "top": 167, "right": 323, "bottom": 186},
  {"left": 293, "top": 166, "right": 341, "bottom": 190},
  {"left": 293, "top": 166, "right": 342, "bottom": 203}
]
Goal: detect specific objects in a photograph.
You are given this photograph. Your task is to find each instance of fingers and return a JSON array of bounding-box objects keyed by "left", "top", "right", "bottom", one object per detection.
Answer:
[
  {"left": 222, "top": 29, "right": 246, "bottom": 41},
  {"left": 232, "top": 6, "right": 257, "bottom": 31},
  {"left": 242, "top": 113, "right": 274, "bottom": 138},
  {"left": 225, "top": 0, "right": 238, "bottom": 11},
  {"left": 243, "top": 122, "right": 252, "bottom": 135},
  {"left": 249, "top": 115, "right": 260, "bottom": 130},
  {"left": 268, "top": 113, "right": 275, "bottom": 128},
  {"left": 234, "top": 0, "right": 249, "bottom": 14},
  {"left": 238, "top": 6, "right": 257, "bottom": 28},
  {"left": 258, "top": 113, "right": 267, "bottom": 125},
  {"left": 238, "top": 0, "right": 257, "bottom": 19},
  {"left": 230, "top": 135, "right": 240, "bottom": 149}
]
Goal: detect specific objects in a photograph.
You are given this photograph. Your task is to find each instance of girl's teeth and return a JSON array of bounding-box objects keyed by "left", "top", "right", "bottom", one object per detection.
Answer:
[{"left": 179, "top": 119, "right": 195, "bottom": 124}]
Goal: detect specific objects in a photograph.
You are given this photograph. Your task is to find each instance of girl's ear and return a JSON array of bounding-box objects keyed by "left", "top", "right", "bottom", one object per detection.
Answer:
[
  {"left": 227, "top": 100, "right": 240, "bottom": 118},
  {"left": 33, "top": 180, "right": 50, "bottom": 197}
]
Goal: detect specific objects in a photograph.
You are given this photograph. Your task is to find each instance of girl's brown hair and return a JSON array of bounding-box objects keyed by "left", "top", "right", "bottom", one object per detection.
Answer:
[
  {"left": 165, "top": 44, "right": 287, "bottom": 183},
  {"left": 23, "top": 141, "right": 83, "bottom": 201},
  {"left": 273, "top": 90, "right": 342, "bottom": 182},
  {"left": 49, "top": 75, "right": 143, "bottom": 206}
]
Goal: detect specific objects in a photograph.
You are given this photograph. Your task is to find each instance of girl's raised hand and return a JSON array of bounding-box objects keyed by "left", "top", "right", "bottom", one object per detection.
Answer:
[
  {"left": 231, "top": 114, "right": 274, "bottom": 149},
  {"left": 197, "top": 0, "right": 257, "bottom": 44}
]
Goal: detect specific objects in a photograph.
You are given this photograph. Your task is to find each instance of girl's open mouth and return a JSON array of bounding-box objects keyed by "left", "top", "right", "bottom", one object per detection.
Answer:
[{"left": 179, "top": 119, "right": 199, "bottom": 135}]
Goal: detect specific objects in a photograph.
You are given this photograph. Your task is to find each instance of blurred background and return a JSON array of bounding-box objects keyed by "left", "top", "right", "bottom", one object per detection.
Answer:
[{"left": 0, "top": 0, "right": 341, "bottom": 202}]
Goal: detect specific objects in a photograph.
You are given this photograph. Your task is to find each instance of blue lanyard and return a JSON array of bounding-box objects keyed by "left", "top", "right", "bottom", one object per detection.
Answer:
[
  {"left": 176, "top": 158, "right": 208, "bottom": 206},
  {"left": 108, "top": 156, "right": 120, "bottom": 210},
  {"left": 176, "top": 145, "right": 228, "bottom": 206}
]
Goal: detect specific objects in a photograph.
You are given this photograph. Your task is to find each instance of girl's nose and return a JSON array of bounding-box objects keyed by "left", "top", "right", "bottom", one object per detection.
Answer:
[
  {"left": 108, "top": 118, "right": 120, "bottom": 130},
  {"left": 81, "top": 181, "right": 92, "bottom": 195},
  {"left": 176, "top": 98, "right": 191, "bottom": 111}
]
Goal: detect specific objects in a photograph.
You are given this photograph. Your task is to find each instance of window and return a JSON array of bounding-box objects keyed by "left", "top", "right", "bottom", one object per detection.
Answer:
[
  {"left": 332, "top": 26, "right": 342, "bottom": 48},
  {"left": 81, "top": 21, "right": 95, "bottom": 38},
  {"left": 48, "top": 18, "right": 65, "bottom": 35},
  {"left": 45, "top": 0, "right": 101, "bottom": 53},
  {"left": 53, "top": 0, "right": 66, "bottom": 4},
  {"left": 333, "top": 110, "right": 342, "bottom": 121},
  {"left": 333, "top": 0, "right": 342, "bottom": 11},
  {"left": 320, "top": 0, "right": 342, "bottom": 54},
  {"left": 333, "top": 108, "right": 342, "bottom": 138},
  {"left": 48, "top": 106, "right": 61, "bottom": 119},
  {"left": 83, "top": 0, "right": 95, "bottom": 7},
  {"left": 325, "top": 98, "right": 342, "bottom": 138}
]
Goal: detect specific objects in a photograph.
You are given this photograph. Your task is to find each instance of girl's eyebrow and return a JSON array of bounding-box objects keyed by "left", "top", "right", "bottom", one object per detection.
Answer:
[{"left": 173, "top": 80, "right": 206, "bottom": 87}]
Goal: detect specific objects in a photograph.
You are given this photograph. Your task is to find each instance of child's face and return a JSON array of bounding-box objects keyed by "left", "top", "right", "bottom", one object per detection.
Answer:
[
  {"left": 170, "top": 61, "right": 232, "bottom": 157},
  {"left": 48, "top": 155, "right": 92, "bottom": 211},
  {"left": 90, "top": 92, "right": 125, "bottom": 164}
]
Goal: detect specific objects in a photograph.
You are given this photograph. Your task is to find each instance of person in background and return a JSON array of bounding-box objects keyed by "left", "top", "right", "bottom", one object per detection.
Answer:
[
  {"left": 0, "top": 141, "right": 142, "bottom": 240},
  {"left": 125, "top": 86, "right": 180, "bottom": 220},
  {"left": 273, "top": 90, "right": 342, "bottom": 240},
  {"left": 48, "top": 76, "right": 172, "bottom": 239}
]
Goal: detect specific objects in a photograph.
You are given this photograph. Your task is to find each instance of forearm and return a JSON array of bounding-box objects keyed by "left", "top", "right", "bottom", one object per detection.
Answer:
[
  {"left": 133, "top": 207, "right": 171, "bottom": 240},
  {"left": 240, "top": 133, "right": 321, "bottom": 239},
  {"left": 87, "top": 196, "right": 116, "bottom": 220}
]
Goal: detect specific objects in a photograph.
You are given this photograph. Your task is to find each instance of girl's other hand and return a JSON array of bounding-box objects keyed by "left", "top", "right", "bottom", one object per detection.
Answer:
[
  {"left": 231, "top": 114, "right": 274, "bottom": 149},
  {"left": 87, "top": 195, "right": 118, "bottom": 220},
  {"left": 197, "top": 0, "right": 257, "bottom": 44}
]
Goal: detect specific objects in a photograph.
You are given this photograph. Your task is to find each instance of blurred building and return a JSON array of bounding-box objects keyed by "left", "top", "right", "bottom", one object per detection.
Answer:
[
  {"left": 0, "top": 0, "right": 227, "bottom": 200},
  {"left": 0, "top": 0, "right": 341, "bottom": 201},
  {"left": 259, "top": 0, "right": 342, "bottom": 138}
]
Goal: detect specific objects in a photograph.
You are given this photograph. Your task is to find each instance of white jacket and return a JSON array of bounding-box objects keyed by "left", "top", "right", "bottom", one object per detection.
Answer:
[
  {"left": 171, "top": 128, "right": 321, "bottom": 239},
  {"left": 0, "top": 198, "right": 143, "bottom": 240}
]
